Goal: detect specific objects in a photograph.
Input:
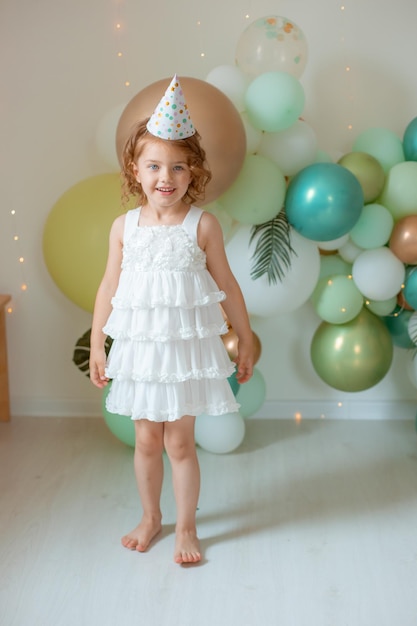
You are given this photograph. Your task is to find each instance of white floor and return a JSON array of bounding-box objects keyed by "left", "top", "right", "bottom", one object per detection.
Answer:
[{"left": 1, "top": 416, "right": 417, "bottom": 626}]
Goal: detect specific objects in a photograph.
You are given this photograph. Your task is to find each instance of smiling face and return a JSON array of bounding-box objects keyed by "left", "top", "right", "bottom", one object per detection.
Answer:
[{"left": 133, "top": 139, "right": 193, "bottom": 211}]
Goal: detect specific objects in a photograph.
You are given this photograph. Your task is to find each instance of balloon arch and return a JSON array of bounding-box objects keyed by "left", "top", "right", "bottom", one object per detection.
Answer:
[{"left": 44, "top": 16, "right": 417, "bottom": 452}]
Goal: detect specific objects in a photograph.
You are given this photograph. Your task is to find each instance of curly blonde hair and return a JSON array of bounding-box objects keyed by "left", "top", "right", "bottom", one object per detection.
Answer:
[{"left": 121, "top": 119, "right": 212, "bottom": 205}]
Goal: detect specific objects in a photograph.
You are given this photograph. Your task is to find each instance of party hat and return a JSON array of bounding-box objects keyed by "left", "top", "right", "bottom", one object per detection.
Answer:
[{"left": 146, "top": 74, "right": 196, "bottom": 140}]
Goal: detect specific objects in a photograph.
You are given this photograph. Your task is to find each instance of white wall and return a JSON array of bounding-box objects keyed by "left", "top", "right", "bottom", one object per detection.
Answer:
[{"left": 1, "top": 0, "right": 417, "bottom": 418}]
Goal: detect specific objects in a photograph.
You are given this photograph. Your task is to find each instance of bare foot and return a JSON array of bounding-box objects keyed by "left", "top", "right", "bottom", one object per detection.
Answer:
[
  {"left": 121, "top": 517, "right": 162, "bottom": 552},
  {"left": 174, "top": 529, "right": 201, "bottom": 564}
]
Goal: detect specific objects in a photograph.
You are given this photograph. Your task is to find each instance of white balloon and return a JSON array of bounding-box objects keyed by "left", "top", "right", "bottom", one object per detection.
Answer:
[
  {"left": 406, "top": 349, "right": 417, "bottom": 389},
  {"left": 408, "top": 310, "right": 417, "bottom": 345},
  {"left": 96, "top": 104, "right": 126, "bottom": 170},
  {"left": 314, "top": 234, "right": 349, "bottom": 251},
  {"left": 203, "top": 201, "right": 234, "bottom": 242},
  {"left": 352, "top": 247, "right": 405, "bottom": 301},
  {"left": 338, "top": 238, "right": 363, "bottom": 263},
  {"left": 258, "top": 120, "right": 318, "bottom": 176},
  {"left": 205, "top": 65, "right": 249, "bottom": 112},
  {"left": 226, "top": 224, "right": 320, "bottom": 317},
  {"left": 195, "top": 412, "right": 246, "bottom": 454},
  {"left": 240, "top": 111, "right": 263, "bottom": 154}
]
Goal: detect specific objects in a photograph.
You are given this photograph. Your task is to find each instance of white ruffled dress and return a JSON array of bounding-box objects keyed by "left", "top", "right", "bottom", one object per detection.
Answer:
[{"left": 103, "top": 206, "right": 239, "bottom": 422}]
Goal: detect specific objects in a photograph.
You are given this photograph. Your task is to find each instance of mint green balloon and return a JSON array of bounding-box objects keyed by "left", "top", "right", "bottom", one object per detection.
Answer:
[
  {"left": 365, "top": 296, "right": 397, "bottom": 316},
  {"left": 352, "top": 127, "right": 404, "bottom": 173},
  {"left": 245, "top": 71, "right": 305, "bottom": 132},
  {"left": 349, "top": 203, "right": 394, "bottom": 249},
  {"left": 311, "top": 274, "right": 363, "bottom": 324},
  {"left": 319, "top": 255, "right": 352, "bottom": 280},
  {"left": 219, "top": 154, "right": 286, "bottom": 224},
  {"left": 236, "top": 367, "right": 266, "bottom": 417},
  {"left": 379, "top": 162, "right": 417, "bottom": 220},
  {"left": 102, "top": 383, "right": 135, "bottom": 448},
  {"left": 311, "top": 308, "right": 393, "bottom": 392}
]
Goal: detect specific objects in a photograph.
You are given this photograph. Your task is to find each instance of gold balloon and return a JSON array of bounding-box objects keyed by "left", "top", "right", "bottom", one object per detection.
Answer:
[
  {"left": 397, "top": 290, "right": 413, "bottom": 311},
  {"left": 389, "top": 215, "right": 417, "bottom": 264},
  {"left": 116, "top": 77, "right": 246, "bottom": 204},
  {"left": 222, "top": 326, "right": 239, "bottom": 361},
  {"left": 222, "top": 325, "right": 262, "bottom": 364},
  {"left": 252, "top": 331, "right": 262, "bottom": 365}
]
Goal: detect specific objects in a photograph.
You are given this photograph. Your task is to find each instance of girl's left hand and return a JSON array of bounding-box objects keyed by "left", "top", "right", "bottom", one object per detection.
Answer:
[{"left": 235, "top": 346, "right": 254, "bottom": 384}]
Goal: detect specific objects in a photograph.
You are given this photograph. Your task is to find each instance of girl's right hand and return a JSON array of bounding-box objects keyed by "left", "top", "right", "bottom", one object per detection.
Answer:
[{"left": 89, "top": 350, "right": 110, "bottom": 388}]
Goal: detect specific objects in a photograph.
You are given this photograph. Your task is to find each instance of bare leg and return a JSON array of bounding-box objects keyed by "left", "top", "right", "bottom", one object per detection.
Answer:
[
  {"left": 122, "top": 420, "right": 164, "bottom": 552},
  {"left": 164, "top": 415, "right": 201, "bottom": 564}
]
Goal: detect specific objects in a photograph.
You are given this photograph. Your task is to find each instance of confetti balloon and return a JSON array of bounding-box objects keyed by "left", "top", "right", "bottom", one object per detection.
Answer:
[{"left": 236, "top": 15, "right": 308, "bottom": 79}]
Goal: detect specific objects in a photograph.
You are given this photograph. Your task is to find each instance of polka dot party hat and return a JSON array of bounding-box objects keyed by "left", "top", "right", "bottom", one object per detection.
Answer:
[{"left": 146, "top": 74, "right": 195, "bottom": 140}]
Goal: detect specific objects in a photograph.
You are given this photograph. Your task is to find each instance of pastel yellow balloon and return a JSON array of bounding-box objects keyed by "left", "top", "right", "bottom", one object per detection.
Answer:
[{"left": 43, "top": 174, "right": 132, "bottom": 312}]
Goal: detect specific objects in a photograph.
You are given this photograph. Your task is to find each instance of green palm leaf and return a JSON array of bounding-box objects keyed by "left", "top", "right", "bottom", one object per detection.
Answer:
[{"left": 249, "top": 210, "right": 296, "bottom": 284}]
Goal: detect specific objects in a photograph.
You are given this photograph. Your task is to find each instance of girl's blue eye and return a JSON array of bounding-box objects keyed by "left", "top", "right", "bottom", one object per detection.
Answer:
[{"left": 149, "top": 164, "right": 158, "bottom": 170}]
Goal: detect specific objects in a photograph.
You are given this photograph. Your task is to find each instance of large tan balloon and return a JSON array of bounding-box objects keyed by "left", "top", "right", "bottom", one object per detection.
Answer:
[
  {"left": 389, "top": 215, "right": 417, "bottom": 264},
  {"left": 116, "top": 77, "right": 246, "bottom": 204}
]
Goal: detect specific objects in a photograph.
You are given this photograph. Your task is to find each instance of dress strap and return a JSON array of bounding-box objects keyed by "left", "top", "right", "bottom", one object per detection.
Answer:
[
  {"left": 182, "top": 206, "right": 204, "bottom": 243},
  {"left": 123, "top": 207, "right": 140, "bottom": 242}
]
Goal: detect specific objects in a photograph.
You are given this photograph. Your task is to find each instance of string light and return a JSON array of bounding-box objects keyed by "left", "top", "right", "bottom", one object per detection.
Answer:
[
  {"left": 339, "top": 2, "right": 356, "bottom": 134},
  {"left": 8, "top": 206, "right": 29, "bottom": 311},
  {"left": 112, "top": 1, "right": 132, "bottom": 90},
  {"left": 196, "top": 18, "right": 206, "bottom": 60}
]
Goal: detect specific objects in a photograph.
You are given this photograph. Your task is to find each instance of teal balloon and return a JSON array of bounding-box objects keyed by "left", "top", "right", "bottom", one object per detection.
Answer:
[
  {"left": 236, "top": 367, "right": 266, "bottom": 417},
  {"left": 228, "top": 371, "right": 241, "bottom": 396},
  {"left": 310, "top": 308, "right": 393, "bottom": 392},
  {"left": 285, "top": 163, "right": 364, "bottom": 241},
  {"left": 403, "top": 266, "right": 417, "bottom": 309},
  {"left": 244, "top": 71, "right": 305, "bottom": 132},
  {"left": 403, "top": 117, "right": 417, "bottom": 161},
  {"left": 383, "top": 306, "right": 415, "bottom": 349},
  {"left": 102, "top": 383, "right": 135, "bottom": 448}
]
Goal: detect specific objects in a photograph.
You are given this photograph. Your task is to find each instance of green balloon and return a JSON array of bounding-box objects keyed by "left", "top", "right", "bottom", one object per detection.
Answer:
[
  {"left": 365, "top": 296, "right": 397, "bottom": 316},
  {"left": 319, "top": 255, "right": 352, "bottom": 281},
  {"left": 219, "top": 154, "right": 286, "bottom": 224},
  {"left": 352, "top": 127, "right": 404, "bottom": 173},
  {"left": 338, "top": 151, "right": 385, "bottom": 203},
  {"left": 311, "top": 274, "right": 363, "bottom": 324},
  {"left": 310, "top": 308, "right": 393, "bottom": 392},
  {"left": 102, "top": 383, "right": 135, "bottom": 448},
  {"left": 379, "top": 162, "right": 417, "bottom": 220},
  {"left": 236, "top": 367, "right": 266, "bottom": 417},
  {"left": 349, "top": 203, "right": 394, "bottom": 249},
  {"left": 245, "top": 71, "right": 305, "bottom": 132}
]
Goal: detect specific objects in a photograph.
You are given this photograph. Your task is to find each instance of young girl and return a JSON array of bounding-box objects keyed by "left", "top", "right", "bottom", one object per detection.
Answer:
[{"left": 90, "top": 76, "right": 253, "bottom": 564}]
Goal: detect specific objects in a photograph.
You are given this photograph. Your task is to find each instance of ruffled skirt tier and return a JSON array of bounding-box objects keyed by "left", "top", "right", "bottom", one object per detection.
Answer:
[{"left": 103, "top": 269, "right": 239, "bottom": 422}]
